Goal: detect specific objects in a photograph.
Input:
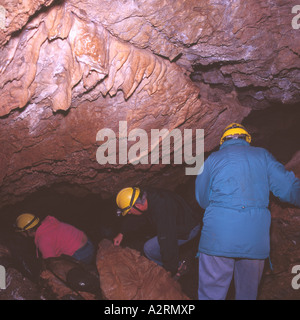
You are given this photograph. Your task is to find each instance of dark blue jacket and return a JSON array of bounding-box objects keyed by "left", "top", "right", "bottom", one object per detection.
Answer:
[
  {"left": 121, "top": 187, "right": 200, "bottom": 273},
  {"left": 195, "top": 139, "right": 300, "bottom": 259}
]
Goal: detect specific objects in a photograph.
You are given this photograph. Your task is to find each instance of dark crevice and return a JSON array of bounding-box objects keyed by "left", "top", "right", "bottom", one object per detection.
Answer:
[{"left": 242, "top": 102, "right": 300, "bottom": 164}]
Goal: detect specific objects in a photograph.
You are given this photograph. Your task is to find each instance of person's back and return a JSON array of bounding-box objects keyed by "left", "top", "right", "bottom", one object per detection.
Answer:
[
  {"left": 196, "top": 138, "right": 300, "bottom": 259},
  {"left": 195, "top": 123, "right": 300, "bottom": 300},
  {"left": 35, "top": 216, "right": 85, "bottom": 259},
  {"left": 206, "top": 140, "right": 270, "bottom": 209},
  {"left": 146, "top": 187, "right": 199, "bottom": 236}
]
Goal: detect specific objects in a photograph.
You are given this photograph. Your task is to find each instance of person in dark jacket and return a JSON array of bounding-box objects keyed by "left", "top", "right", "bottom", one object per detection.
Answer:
[
  {"left": 114, "top": 187, "right": 201, "bottom": 276},
  {"left": 195, "top": 123, "right": 300, "bottom": 300}
]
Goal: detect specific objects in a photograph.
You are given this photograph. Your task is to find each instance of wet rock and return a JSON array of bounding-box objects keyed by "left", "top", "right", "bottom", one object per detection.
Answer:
[
  {"left": 0, "top": 267, "right": 43, "bottom": 300},
  {"left": 0, "top": 243, "right": 41, "bottom": 300}
]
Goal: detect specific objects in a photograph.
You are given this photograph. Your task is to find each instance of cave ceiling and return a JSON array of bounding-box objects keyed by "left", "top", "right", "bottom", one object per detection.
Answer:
[{"left": 0, "top": 0, "right": 299, "bottom": 207}]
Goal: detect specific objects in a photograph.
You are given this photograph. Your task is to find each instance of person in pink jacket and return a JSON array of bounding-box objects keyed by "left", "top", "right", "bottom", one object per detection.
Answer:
[{"left": 15, "top": 214, "right": 95, "bottom": 264}]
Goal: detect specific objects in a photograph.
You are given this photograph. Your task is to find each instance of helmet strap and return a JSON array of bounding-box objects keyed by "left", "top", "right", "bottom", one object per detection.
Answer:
[
  {"left": 119, "top": 187, "right": 139, "bottom": 214},
  {"left": 132, "top": 205, "right": 145, "bottom": 214},
  {"left": 21, "top": 216, "right": 39, "bottom": 231}
]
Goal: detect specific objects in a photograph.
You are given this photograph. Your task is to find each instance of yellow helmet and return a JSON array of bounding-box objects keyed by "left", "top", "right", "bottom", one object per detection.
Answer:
[
  {"left": 220, "top": 123, "right": 251, "bottom": 145},
  {"left": 116, "top": 187, "right": 140, "bottom": 216},
  {"left": 15, "top": 213, "right": 40, "bottom": 232}
]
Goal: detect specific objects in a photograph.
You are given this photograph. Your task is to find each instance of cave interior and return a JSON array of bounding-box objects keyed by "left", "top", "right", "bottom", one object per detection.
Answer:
[{"left": 0, "top": 0, "right": 300, "bottom": 300}]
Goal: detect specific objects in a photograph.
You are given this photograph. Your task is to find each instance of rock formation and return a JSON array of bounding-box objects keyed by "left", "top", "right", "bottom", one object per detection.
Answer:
[
  {"left": 0, "top": 243, "right": 42, "bottom": 300},
  {"left": 0, "top": 0, "right": 262, "bottom": 207},
  {"left": 96, "top": 239, "right": 189, "bottom": 300},
  {"left": 1, "top": 0, "right": 299, "bottom": 207},
  {"left": 259, "top": 151, "right": 300, "bottom": 300},
  {"left": 39, "top": 257, "right": 99, "bottom": 300},
  {"left": 0, "top": 0, "right": 299, "bottom": 300}
]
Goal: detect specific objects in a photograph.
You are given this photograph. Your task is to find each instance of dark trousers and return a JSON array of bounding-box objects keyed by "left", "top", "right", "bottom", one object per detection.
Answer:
[{"left": 143, "top": 224, "right": 201, "bottom": 266}]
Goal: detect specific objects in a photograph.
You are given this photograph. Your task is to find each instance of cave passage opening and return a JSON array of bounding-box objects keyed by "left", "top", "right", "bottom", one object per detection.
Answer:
[
  {"left": 0, "top": 186, "right": 121, "bottom": 247},
  {"left": 0, "top": 182, "right": 203, "bottom": 299}
]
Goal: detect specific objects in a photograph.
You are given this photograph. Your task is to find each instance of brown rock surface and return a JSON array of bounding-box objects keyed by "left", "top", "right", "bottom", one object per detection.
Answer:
[
  {"left": 0, "top": 0, "right": 255, "bottom": 207},
  {"left": 96, "top": 239, "right": 189, "bottom": 300},
  {"left": 0, "top": 0, "right": 55, "bottom": 46},
  {"left": 0, "top": 1, "right": 298, "bottom": 206},
  {"left": 39, "top": 258, "right": 97, "bottom": 300},
  {"left": 0, "top": 0, "right": 299, "bottom": 300},
  {"left": 258, "top": 151, "right": 300, "bottom": 300}
]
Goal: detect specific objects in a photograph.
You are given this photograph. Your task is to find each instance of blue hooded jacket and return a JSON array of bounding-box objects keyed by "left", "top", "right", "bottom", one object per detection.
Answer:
[{"left": 195, "top": 139, "right": 300, "bottom": 259}]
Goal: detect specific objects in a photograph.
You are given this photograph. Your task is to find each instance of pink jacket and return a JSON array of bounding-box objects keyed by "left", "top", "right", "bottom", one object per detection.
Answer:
[{"left": 35, "top": 216, "right": 85, "bottom": 259}]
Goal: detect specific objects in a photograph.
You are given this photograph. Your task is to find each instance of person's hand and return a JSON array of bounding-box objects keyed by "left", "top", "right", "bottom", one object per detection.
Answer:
[
  {"left": 113, "top": 233, "right": 124, "bottom": 246},
  {"left": 173, "top": 260, "right": 188, "bottom": 281}
]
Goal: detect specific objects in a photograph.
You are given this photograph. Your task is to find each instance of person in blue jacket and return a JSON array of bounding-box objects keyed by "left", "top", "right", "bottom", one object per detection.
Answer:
[{"left": 195, "top": 123, "right": 300, "bottom": 300}]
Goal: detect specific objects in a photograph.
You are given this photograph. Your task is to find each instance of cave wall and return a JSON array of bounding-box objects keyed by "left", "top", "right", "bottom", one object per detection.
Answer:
[
  {"left": 0, "top": 0, "right": 299, "bottom": 206},
  {"left": 259, "top": 151, "right": 300, "bottom": 300},
  {"left": 0, "top": 0, "right": 299, "bottom": 301}
]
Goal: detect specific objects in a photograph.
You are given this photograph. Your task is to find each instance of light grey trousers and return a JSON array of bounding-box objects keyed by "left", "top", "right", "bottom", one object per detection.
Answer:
[{"left": 198, "top": 253, "right": 265, "bottom": 300}]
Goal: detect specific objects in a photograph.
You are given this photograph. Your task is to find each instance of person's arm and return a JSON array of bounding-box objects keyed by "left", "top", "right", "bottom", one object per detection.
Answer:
[
  {"left": 266, "top": 151, "right": 300, "bottom": 207},
  {"left": 195, "top": 157, "right": 212, "bottom": 209},
  {"left": 115, "top": 215, "right": 147, "bottom": 246}
]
